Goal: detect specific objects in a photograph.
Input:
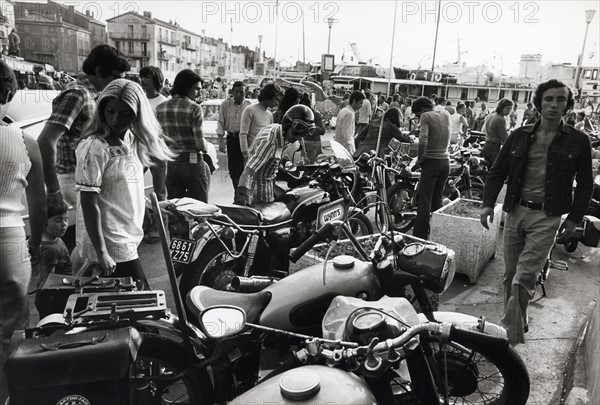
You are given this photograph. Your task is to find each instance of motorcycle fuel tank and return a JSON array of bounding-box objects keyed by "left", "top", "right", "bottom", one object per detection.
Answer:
[
  {"left": 259, "top": 256, "right": 380, "bottom": 332},
  {"left": 233, "top": 365, "right": 377, "bottom": 404},
  {"left": 283, "top": 186, "right": 329, "bottom": 221}
]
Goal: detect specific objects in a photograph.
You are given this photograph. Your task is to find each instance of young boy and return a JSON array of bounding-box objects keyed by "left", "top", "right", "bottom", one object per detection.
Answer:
[{"left": 38, "top": 198, "right": 72, "bottom": 285}]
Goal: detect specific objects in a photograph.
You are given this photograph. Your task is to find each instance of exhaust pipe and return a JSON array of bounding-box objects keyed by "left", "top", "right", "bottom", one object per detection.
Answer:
[{"left": 232, "top": 276, "right": 278, "bottom": 292}]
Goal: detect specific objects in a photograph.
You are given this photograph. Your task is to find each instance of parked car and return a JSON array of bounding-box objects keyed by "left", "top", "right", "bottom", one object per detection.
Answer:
[{"left": 5, "top": 89, "right": 218, "bottom": 234}]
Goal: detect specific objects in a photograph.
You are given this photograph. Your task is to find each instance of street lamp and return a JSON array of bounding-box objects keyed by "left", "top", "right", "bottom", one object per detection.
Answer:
[
  {"left": 575, "top": 9, "right": 596, "bottom": 95},
  {"left": 258, "top": 34, "right": 263, "bottom": 62},
  {"left": 327, "top": 18, "right": 335, "bottom": 54}
]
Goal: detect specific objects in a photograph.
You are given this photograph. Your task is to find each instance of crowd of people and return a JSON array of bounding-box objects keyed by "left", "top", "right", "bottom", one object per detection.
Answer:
[
  {"left": 1, "top": 43, "right": 599, "bottom": 399},
  {"left": 0, "top": 45, "right": 325, "bottom": 398}
]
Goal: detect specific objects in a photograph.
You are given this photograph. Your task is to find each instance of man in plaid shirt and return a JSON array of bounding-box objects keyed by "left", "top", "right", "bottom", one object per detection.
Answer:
[
  {"left": 156, "top": 69, "right": 211, "bottom": 202},
  {"left": 234, "top": 105, "right": 316, "bottom": 205},
  {"left": 38, "top": 45, "right": 130, "bottom": 206}
]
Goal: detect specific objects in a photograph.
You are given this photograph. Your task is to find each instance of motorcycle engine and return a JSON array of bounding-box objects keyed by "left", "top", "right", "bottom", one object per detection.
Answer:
[{"left": 266, "top": 227, "right": 292, "bottom": 252}]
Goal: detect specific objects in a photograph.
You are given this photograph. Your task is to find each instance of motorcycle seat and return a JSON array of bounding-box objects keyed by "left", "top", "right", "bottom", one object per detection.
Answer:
[
  {"left": 187, "top": 286, "right": 271, "bottom": 323},
  {"left": 218, "top": 203, "right": 292, "bottom": 226}
]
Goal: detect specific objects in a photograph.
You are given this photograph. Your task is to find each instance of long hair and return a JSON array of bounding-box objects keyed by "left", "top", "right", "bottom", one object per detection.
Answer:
[
  {"left": 0, "top": 59, "right": 18, "bottom": 105},
  {"left": 170, "top": 69, "right": 201, "bottom": 98},
  {"left": 277, "top": 87, "right": 300, "bottom": 116},
  {"left": 383, "top": 107, "right": 401, "bottom": 127},
  {"left": 495, "top": 98, "right": 514, "bottom": 114},
  {"left": 533, "top": 79, "right": 574, "bottom": 115},
  {"left": 82, "top": 79, "right": 174, "bottom": 167}
]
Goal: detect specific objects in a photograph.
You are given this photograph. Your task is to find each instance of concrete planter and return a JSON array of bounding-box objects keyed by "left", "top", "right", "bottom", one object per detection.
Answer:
[{"left": 430, "top": 198, "right": 501, "bottom": 283}]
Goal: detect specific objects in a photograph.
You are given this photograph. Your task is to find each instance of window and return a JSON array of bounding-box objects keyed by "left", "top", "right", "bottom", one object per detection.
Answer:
[
  {"left": 499, "top": 90, "right": 506, "bottom": 99},
  {"left": 115, "top": 41, "right": 120, "bottom": 51},
  {"left": 128, "top": 25, "right": 133, "bottom": 36},
  {"left": 159, "top": 28, "right": 162, "bottom": 41},
  {"left": 128, "top": 42, "right": 134, "bottom": 54},
  {"left": 142, "top": 25, "right": 147, "bottom": 38},
  {"left": 460, "top": 88, "right": 468, "bottom": 100},
  {"left": 593, "top": 69, "right": 598, "bottom": 80},
  {"left": 476, "top": 89, "right": 489, "bottom": 102},
  {"left": 512, "top": 91, "right": 520, "bottom": 102}
]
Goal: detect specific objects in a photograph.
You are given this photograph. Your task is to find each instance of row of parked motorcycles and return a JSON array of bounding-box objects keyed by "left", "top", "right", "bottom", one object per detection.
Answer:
[{"left": 5, "top": 133, "right": 598, "bottom": 404}]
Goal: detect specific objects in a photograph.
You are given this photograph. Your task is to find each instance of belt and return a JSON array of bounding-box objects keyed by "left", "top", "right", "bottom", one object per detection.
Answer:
[
  {"left": 173, "top": 152, "right": 203, "bottom": 162},
  {"left": 227, "top": 131, "right": 240, "bottom": 137},
  {"left": 517, "top": 198, "right": 545, "bottom": 211}
]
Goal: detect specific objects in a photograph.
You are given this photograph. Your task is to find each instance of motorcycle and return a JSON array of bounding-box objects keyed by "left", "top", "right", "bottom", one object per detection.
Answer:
[
  {"left": 199, "top": 299, "right": 530, "bottom": 405},
  {"left": 184, "top": 209, "right": 528, "bottom": 403},
  {"left": 170, "top": 161, "right": 373, "bottom": 299},
  {"left": 5, "top": 194, "right": 528, "bottom": 404},
  {"left": 386, "top": 149, "right": 485, "bottom": 232}
]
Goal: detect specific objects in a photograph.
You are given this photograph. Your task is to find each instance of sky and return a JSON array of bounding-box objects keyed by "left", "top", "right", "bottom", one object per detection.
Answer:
[{"left": 55, "top": 1, "right": 600, "bottom": 76}]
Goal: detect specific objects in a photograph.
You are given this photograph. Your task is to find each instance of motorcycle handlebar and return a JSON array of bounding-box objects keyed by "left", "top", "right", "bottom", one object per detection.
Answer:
[
  {"left": 289, "top": 221, "right": 338, "bottom": 262},
  {"left": 316, "top": 322, "right": 509, "bottom": 365}
]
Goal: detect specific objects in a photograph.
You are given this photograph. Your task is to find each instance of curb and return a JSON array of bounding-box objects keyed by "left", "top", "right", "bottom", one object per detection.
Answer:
[{"left": 563, "top": 300, "right": 599, "bottom": 405}]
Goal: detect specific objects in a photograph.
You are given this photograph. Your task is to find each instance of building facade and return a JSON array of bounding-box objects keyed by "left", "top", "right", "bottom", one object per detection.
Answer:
[
  {"left": 106, "top": 11, "right": 249, "bottom": 83},
  {"left": 519, "top": 54, "right": 543, "bottom": 81},
  {"left": 13, "top": 0, "right": 105, "bottom": 73}
]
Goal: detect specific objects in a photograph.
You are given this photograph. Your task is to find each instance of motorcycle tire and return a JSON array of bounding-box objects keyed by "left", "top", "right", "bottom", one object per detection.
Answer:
[
  {"left": 346, "top": 209, "right": 374, "bottom": 237},
  {"left": 179, "top": 238, "right": 245, "bottom": 299},
  {"left": 458, "top": 182, "right": 484, "bottom": 201},
  {"left": 136, "top": 333, "right": 213, "bottom": 404},
  {"left": 386, "top": 183, "right": 416, "bottom": 233},
  {"left": 429, "top": 340, "right": 530, "bottom": 404}
]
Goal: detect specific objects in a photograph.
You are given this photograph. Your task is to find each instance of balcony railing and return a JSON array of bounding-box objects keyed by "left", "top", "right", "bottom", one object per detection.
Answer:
[
  {"left": 183, "top": 43, "right": 197, "bottom": 51},
  {"left": 128, "top": 51, "right": 151, "bottom": 59},
  {"left": 109, "top": 32, "right": 150, "bottom": 41},
  {"left": 158, "top": 37, "right": 177, "bottom": 46}
]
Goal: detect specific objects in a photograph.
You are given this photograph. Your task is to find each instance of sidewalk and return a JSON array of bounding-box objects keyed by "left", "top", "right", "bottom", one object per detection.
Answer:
[{"left": 440, "top": 230, "right": 600, "bottom": 405}]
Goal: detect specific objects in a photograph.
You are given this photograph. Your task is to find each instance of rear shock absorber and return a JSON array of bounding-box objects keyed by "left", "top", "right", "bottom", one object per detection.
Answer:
[{"left": 243, "top": 234, "right": 260, "bottom": 277}]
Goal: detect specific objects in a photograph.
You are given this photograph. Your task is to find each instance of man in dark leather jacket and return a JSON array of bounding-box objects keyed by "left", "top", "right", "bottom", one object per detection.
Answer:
[{"left": 480, "top": 79, "right": 593, "bottom": 344}]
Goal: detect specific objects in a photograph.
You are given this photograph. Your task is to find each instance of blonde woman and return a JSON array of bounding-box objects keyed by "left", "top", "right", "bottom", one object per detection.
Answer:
[{"left": 73, "top": 79, "right": 173, "bottom": 288}]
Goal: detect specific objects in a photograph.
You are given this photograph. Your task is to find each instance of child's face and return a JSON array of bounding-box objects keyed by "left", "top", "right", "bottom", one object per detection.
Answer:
[
  {"left": 45, "top": 214, "right": 68, "bottom": 238},
  {"left": 103, "top": 99, "right": 136, "bottom": 137}
]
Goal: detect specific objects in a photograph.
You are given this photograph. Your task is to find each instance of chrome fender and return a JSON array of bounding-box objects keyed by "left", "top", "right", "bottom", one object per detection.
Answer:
[
  {"left": 417, "top": 311, "right": 507, "bottom": 339},
  {"left": 190, "top": 225, "right": 224, "bottom": 263}
]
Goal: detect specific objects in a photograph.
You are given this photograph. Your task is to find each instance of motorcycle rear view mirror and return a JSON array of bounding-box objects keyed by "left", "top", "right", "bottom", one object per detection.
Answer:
[{"left": 199, "top": 305, "right": 247, "bottom": 338}]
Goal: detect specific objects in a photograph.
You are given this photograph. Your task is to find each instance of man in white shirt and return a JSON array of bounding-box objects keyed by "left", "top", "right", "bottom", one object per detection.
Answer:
[
  {"left": 356, "top": 91, "right": 372, "bottom": 134},
  {"left": 335, "top": 90, "right": 364, "bottom": 155}
]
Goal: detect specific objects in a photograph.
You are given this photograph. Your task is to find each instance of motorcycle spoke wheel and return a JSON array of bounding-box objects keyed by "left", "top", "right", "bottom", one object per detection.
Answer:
[
  {"left": 431, "top": 341, "right": 528, "bottom": 405},
  {"left": 387, "top": 185, "right": 415, "bottom": 232},
  {"left": 459, "top": 183, "right": 484, "bottom": 201},
  {"left": 135, "top": 334, "right": 211, "bottom": 405}
]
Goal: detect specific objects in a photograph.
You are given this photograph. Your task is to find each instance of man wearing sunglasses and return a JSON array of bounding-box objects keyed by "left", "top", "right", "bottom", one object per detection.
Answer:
[{"left": 234, "top": 105, "right": 316, "bottom": 206}]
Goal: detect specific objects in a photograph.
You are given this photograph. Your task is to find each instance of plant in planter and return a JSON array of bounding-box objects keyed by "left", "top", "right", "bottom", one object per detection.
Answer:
[{"left": 430, "top": 198, "right": 501, "bottom": 283}]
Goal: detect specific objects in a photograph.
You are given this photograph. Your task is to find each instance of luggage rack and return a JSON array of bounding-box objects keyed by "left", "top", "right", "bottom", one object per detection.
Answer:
[{"left": 64, "top": 290, "right": 168, "bottom": 321}]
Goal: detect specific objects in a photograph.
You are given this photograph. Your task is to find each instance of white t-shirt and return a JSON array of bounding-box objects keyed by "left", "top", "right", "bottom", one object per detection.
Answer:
[
  {"left": 74, "top": 132, "right": 145, "bottom": 264},
  {"left": 450, "top": 113, "right": 465, "bottom": 144},
  {"left": 147, "top": 94, "right": 168, "bottom": 112}
]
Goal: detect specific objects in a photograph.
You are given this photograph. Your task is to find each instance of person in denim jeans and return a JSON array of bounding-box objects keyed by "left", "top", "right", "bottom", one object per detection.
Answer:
[
  {"left": 156, "top": 70, "right": 210, "bottom": 202},
  {"left": 411, "top": 97, "right": 451, "bottom": 240},
  {"left": 481, "top": 79, "right": 593, "bottom": 344}
]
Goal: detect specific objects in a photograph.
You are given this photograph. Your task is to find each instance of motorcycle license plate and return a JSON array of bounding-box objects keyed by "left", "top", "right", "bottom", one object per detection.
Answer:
[
  {"left": 317, "top": 199, "right": 346, "bottom": 228},
  {"left": 170, "top": 238, "right": 197, "bottom": 264}
]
